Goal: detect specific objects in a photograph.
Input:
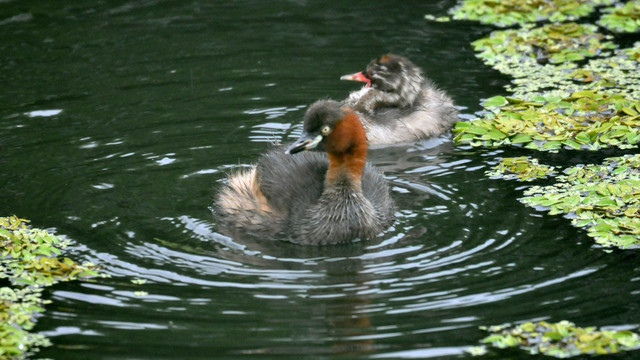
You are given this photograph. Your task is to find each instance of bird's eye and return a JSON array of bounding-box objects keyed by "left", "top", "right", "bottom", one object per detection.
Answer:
[{"left": 321, "top": 126, "right": 331, "bottom": 135}]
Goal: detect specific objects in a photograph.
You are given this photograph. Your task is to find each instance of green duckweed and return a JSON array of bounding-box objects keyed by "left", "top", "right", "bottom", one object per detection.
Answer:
[
  {"left": 472, "top": 22, "right": 616, "bottom": 72},
  {"left": 480, "top": 320, "right": 640, "bottom": 357},
  {"left": 486, "top": 156, "right": 556, "bottom": 181},
  {"left": 453, "top": 90, "right": 640, "bottom": 151},
  {"left": 521, "top": 154, "right": 640, "bottom": 249},
  {"left": 507, "top": 42, "right": 640, "bottom": 99},
  {"left": 0, "top": 216, "right": 104, "bottom": 359},
  {"left": 449, "top": 0, "right": 615, "bottom": 28},
  {"left": 598, "top": 0, "right": 640, "bottom": 33}
]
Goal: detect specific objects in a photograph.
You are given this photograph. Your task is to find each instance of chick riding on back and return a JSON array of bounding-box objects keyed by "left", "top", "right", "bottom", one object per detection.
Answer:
[{"left": 340, "top": 53, "right": 458, "bottom": 145}]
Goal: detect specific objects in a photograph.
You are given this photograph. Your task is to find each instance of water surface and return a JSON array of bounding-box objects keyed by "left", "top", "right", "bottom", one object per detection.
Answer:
[{"left": 1, "top": 1, "right": 638, "bottom": 359}]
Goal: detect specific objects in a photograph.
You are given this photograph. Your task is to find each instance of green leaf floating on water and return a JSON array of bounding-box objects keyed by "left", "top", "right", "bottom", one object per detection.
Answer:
[
  {"left": 486, "top": 156, "right": 556, "bottom": 182},
  {"left": 0, "top": 216, "right": 106, "bottom": 358},
  {"left": 506, "top": 41, "right": 640, "bottom": 99},
  {"left": 480, "top": 320, "right": 640, "bottom": 357},
  {"left": 449, "top": 0, "right": 616, "bottom": 27},
  {"left": 454, "top": 89, "right": 640, "bottom": 151},
  {"left": 472, "top": 22, "right": 616, "bottom": 71},
  {"left": 598, "top": 0, "right": 640, "bottom": 33},
  {"left": 521, "top": 154, "right": 640, "bottom": 249},
  {"left": 483, "top": 95, "right": 508, "bottom": 107}
]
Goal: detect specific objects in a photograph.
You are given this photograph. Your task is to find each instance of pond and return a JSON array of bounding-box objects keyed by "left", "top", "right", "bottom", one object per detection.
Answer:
[{"left": 1, "top": 1, "right": 638, "bottom": 359}]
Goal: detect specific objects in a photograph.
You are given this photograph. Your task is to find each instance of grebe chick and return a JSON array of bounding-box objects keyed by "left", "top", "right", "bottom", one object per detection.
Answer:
[
  {"left": 216, "top": 100, "right": 395, "bottom": 245},
  {"left": 340, "top": 53, "right": 458, "bottom": 145}
]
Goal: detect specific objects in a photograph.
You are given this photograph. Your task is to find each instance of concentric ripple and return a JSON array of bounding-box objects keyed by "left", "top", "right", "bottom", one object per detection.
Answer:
[{"left": 1, "top": 1, "right": 638, "bottom": 359}]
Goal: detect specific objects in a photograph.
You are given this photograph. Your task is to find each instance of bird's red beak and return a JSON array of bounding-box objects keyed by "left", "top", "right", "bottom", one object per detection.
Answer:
[{"left": 340, "top": 72, "right": 371, "bottom": 87}]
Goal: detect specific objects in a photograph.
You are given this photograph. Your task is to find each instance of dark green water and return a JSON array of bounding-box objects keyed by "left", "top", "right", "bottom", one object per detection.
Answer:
[{"left": 1, "top": 1, "right": 638, "bottom": 359}]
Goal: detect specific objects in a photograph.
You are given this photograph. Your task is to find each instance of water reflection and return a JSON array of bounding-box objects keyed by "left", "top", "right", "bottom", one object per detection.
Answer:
[{"left": 29, "top": 126, "right": 637, "bottom": 359}]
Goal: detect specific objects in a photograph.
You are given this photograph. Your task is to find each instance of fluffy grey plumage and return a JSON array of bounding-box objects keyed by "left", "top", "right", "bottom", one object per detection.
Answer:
[
  {"left": 258, "top": 150, "right": 394, "bottom": 245},
  {"left": 215, "top": 100, "right": 395, "bottom": 245},
  {"left": 341, "top": 54, "right": 458, "bottom": 145}
]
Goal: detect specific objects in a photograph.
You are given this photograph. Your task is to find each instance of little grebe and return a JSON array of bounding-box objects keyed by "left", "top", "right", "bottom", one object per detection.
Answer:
[
  {"left": 340, "top": 53, "right": 458, "bottom": 145},
  {"left": 216, "top": 100, "right": 395, "bottom": 245}
]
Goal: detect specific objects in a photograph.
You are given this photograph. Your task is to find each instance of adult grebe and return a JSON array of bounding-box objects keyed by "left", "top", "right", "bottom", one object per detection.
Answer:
[{"left": 216, "top": 100, "right": 395, "bottom": 245}]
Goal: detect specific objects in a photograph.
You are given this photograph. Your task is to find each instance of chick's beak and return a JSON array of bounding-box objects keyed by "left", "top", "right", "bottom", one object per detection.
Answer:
[
  {"left": 340, "top": 71, "right": 371, "bottom": 86},
  {"left": 285, "top": 133, "right": 323, "bottom": 155}
]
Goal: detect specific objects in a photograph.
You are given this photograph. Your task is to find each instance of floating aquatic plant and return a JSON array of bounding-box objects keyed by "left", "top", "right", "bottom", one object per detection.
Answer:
[
  {"left": 472, "top": 22, "right": 616, "bottom": 74},
  {"left": 507, "top": 42, "right": 640, "bottom": 99},
  {"left": 598, "top": 0, "right": 640, "bottom": 33},
  {"left": 622, "top": 41, "right": 640, "bottom": 61},
  {"left": 449, "top": 0, "right": 614, "bottom": 27},
  {"left": 521, "top": 154, "right": 640, "bottom": 249},
  {"left": 470, "top": 23, "right": 636, "bottom": 102},
  {"left": 1, "top": 217, "right": 100, "bottom": 287},
  {"left": 0, "top": 216, "right": 104, "bottom": 358},
  {"left": 486, "top": 156, "right": 556, "bottom": 181},
  {"left": 453, "top": 90, "right": 640, "bottom": 151},
  {"left": 480, "top": 320, "right": 640, "bottom": 357},
  {"left": 0, "top": 287, "right": 50, "bottom": 359}
]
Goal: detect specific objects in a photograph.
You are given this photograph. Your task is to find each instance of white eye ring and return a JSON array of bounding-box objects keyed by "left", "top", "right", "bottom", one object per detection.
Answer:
[{"left": 321, "top": 126, "right": 331, "bottom": 135}]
